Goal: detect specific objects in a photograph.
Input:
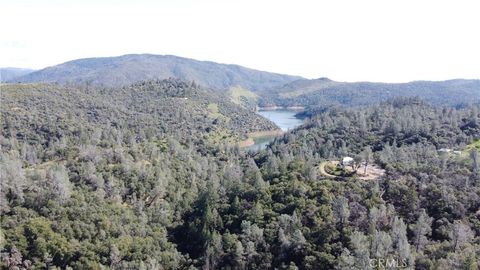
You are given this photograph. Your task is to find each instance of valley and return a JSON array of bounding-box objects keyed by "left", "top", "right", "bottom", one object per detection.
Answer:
[
  {"left": 246, "top": 109, "right": 304, "bottom": 151},
  {"left": 1, "top": 55, "right": 479, "bottom": 269}
]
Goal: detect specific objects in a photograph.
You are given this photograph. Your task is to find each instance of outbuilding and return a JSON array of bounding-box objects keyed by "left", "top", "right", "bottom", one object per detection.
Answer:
[{"left": 342, "top": 156, "right": 354, "bottom": 166}]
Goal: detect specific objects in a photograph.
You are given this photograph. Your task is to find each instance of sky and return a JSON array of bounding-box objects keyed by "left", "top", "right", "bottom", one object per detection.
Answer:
[{"left": 1, "top": 0, "right": 480, "bottom": 82}]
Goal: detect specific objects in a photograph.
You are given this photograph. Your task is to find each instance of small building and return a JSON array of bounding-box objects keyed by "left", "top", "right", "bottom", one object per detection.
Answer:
[
  {"left": 342, "top": 156, "right": 354, "bottom": 166},
  {"left": 453, "top": 150, "right": 462, "bottom": 155},
  {"left": 438, "top": 148, "right": 452, "bottom": 153}
]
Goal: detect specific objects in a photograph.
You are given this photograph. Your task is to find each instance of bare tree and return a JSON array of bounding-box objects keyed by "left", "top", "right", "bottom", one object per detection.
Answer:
[
  {"left": 47, "top": 164, "right": 72, "bottom": 203},
  {"left": 362, "top": 147, "right": 373, "bottom": 175},
  {"left": 0, "top": 152, "right": 26, "bottom": 213},
  {"left": 411, "top": 209, "right": 433, "bottom": 252},
  {"left": 449, "top": 220, "right": 474, "bottom": 251},
  {"left": 470, "top": 149, "right": 478, "bottom": 174}
]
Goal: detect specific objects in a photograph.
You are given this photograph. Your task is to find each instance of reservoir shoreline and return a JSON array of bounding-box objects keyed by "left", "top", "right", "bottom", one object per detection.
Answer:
[
  {"left": 240, "top": 109, "right": 304, "bottom": 150},
  {"left": 238, "top": 129, "right": 284, "bottom": 148},
  {"left": 256, "top": 106, "right": 305, "bottom": 111}
]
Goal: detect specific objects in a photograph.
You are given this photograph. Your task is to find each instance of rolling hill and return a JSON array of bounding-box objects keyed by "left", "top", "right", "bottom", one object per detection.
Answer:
[
  {"left": 1, "top": 79, "right": 278, "bottom": 148},
  {"left": 258, "top": 78, "right": 480, "bottom": 108},
  {"left": 0, "top": 67, "right": 35, "bottom": 82},
  {"left": 7, "top": 55, "right": 480, "bottom": 110},
  {"left": 10, "top": 54, "right": 302, "bottom": 90}
]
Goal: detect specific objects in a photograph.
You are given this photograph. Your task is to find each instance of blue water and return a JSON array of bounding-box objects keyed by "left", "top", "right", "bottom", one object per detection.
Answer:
[
  {"left": 248, "top": 110, "right": 303, "bottom": 151},
  {"left": 257, "top": 110, "right": 304, "bottom": 132}
]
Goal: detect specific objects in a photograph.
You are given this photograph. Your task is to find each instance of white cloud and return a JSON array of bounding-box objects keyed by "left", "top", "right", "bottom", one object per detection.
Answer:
[{"left": 1, "top": 0, "right": 479, "bottom": 82}]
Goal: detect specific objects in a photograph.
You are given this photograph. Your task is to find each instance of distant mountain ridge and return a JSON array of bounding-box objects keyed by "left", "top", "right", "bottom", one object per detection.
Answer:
[
  {"left": 10, "top": 54, "right": 302, "bottom": 90},
  {"left": 258, "top": 78, "right": 480, "bottom": 108},
  {"left": 0, "top": 67, "right": 35, "bottom": 82},
  {"left": 7, "top": 54, "right": 480, "bottom": 109}
]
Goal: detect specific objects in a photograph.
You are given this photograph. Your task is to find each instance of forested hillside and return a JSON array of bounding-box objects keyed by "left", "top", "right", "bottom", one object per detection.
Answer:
[
  {"left": 259, "top": 98, "right": 480, "bottom": 269},
  {"left": 1, "top": 86, "right": 479, "bottom": 268},
  {"left": 259, "top": 78, "right": 480, "bottom": 108},
  {"left": 10, "top": 54, "right": 301, "bottom": 90},
  {"left": 0, "top": 80, "right": 277, "bottom": 147}
]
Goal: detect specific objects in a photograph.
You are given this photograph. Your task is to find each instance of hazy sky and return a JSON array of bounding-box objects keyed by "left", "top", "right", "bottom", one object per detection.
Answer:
[{"left": 1, "top": 0, "right": 480, "bottom": 82}]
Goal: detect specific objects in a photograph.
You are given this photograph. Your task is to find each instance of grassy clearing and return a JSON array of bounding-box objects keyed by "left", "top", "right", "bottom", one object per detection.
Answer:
[
  {"left": 467, "top": 139, "right": 480, "bottom": 151},
  {"left": 207, "top": 103, "right": 222, "bottom": 118},
  {"left": 207, "top": 103, "right": 231, "bottom": 123},
  {"left": 228, "top": 86, "right": 258, "bottom": 105},
  {"left": 461, "top": 139, "right": 480, "bottom": 158}
]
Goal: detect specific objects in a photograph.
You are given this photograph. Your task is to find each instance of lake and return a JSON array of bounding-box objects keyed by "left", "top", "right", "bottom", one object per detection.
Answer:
[{"left": 247, "top": 110, "right": 304, "bottom": 151}]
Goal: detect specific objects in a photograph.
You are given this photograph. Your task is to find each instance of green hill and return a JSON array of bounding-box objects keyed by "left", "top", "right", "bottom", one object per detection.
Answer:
[
  {"left": 11, "top": 54, "right": 302, "bottom": 90},
  {"left": 1, "top": 79, "right": 278, "bottom": 148},
  {"left": 259, "top": 78, "right": 480, "bottom": 108}
]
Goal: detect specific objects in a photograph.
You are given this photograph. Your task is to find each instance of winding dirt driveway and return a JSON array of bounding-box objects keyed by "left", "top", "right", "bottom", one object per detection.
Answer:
[
  {"left": 317, "top": 161, "right": 385, "bottom": 180},
  {"left": 318, "top": 161, "right": 338, "bottom": 179}
]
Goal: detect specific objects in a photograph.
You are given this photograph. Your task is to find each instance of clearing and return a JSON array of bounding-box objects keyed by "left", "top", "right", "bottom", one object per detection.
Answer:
[{"left": 318, "top": 160, "right": 385, "bottom": 180}]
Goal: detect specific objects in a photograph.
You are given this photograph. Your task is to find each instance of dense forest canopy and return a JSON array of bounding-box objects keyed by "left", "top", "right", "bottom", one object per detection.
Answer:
[
  {"left": 0, "top": 80, "right": 277, "bottom": 148},
  {"left": 1, "top": 78, "right": 480, "bottom": 269}
]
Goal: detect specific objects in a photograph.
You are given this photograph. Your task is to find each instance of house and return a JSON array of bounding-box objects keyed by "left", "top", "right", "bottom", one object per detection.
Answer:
[{"left": 342, "top": 156, "right": 354, "bottom": 166}]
